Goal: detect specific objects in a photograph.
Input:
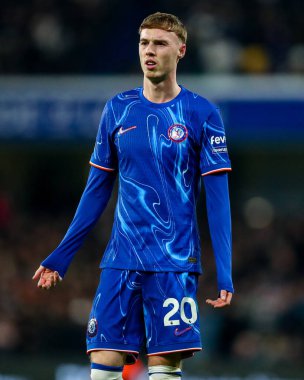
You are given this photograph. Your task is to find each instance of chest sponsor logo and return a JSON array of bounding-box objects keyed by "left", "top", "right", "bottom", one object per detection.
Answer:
[
  {"left": 118, "top": 125, "right": 137, "bottom": 136},
  {"left": 168, "top": 124, "right": 188, "bottom": 143}
]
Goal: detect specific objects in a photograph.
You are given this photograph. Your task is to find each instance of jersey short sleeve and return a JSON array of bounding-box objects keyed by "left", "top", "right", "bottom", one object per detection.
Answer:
[
  {"left": 90, "top": 102, "right": 117, "bottom": 172},
  {"left": 200, "top": 106, "right": 232, "bottom": 176}
]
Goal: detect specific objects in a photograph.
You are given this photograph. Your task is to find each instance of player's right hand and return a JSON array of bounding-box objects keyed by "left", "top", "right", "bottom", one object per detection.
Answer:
[{"left": 32, "top": 265, "right": 62, "bottom": 290}]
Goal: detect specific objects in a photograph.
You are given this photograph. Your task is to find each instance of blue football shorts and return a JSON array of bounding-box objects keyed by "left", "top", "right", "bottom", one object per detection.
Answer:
[{"left": 86, "top": 269, "right": 202, "bottom": 362}]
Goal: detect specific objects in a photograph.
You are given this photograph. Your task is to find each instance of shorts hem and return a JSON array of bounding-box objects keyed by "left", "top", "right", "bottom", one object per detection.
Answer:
[
  {"left": 87, "top": 342, "right": 140, "bottom": 355},
  {"left": 147, "top": 342, "right": 202, "bottom": 356}
]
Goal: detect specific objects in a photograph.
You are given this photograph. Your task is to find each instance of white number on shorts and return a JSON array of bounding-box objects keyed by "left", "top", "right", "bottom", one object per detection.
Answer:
[
  {"left": 163, "top": 298, "right": 180, "bottom": 326},
  {"left": 163, "top": 297, "right": 198, "bottom": 326},
  {"left": 180, "top": 297, "right": 197, "bottom": 324}
]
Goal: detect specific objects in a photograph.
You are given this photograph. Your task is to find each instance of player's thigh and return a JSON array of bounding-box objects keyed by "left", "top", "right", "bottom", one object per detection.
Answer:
[{"left": 90, "top": 350, "right": 126, "bottom": 367}]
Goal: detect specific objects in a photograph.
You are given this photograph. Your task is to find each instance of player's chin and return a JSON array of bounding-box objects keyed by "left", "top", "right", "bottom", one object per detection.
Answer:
[
  {"left": 143, "top": 67, "right": 158, "bottom": 76},
  {"left": 144, "top": 71, "right": 166, "bottom": 84}
]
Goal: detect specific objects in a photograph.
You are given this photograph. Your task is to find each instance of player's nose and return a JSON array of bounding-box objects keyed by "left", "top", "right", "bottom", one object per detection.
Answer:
[{"left": 145, "top": 42, "right": 156, "bottom": 55}]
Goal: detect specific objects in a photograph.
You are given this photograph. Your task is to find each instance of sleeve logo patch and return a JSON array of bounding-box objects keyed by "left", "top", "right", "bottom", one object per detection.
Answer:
[
  {"left": 210, "top": 135, "right": 228, "bottom": 154},
  {"left": 211, "top": 135, "right": 226, "bottom": 145},
  {"left": 168, "top": 124, "right": 188, "bottom": 143},
  {"left": 87, "top": 318, "right": 98, "bottom": 337}
]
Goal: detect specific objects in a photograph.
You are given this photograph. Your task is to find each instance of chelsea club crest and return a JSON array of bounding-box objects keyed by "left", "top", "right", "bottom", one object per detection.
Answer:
[
  {"left": 168, "top": 124, "right": 188, "bottom": 143},
  {"left": 87, "top": 318, "right": 98, "bottom": 337}
]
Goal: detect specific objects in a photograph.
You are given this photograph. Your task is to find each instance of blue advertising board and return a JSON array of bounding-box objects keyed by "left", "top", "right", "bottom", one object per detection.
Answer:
[{"left": 0, "top": 76, "right": 303, "bottom": 144}]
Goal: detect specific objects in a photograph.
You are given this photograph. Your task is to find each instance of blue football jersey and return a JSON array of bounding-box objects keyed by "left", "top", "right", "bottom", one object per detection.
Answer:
[{"left": 90, "top": 86, "right": 231, "bottom": 273}]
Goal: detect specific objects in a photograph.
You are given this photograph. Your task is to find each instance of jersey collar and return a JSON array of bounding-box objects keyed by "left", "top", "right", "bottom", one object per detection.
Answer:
[{"left": 139, "top": 85, "right": 186, "bottom": 108}]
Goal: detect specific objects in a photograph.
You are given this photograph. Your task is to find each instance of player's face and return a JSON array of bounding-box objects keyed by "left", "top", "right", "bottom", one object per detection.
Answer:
[{"left": 139, "top": 28, "right": 186, "bottom": 83}]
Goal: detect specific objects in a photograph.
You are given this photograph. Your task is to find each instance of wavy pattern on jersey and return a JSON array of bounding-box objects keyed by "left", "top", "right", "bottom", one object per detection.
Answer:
[
  {"left": 166, "top": 106, "right": 194, "bottom": 200},
  {"left": 117, "top": 174, "right": 163, "bottom": 270},
  {"left": 97, "top": 87, "right": 231, "bottom": 273},
  {"left": 146, "top": 113, "right": 176, "bottom": 260},
  {"left": 106, "top": 104, "right": 199, "bottom": 271},
  {"left": 150, "top": 108, "right": 197, "bottom": 259},
  {"left": 110, "top": 96, "right": 141, "bottom": 126}
]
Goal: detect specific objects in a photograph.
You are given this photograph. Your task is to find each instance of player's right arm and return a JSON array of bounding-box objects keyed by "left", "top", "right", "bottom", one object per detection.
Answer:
[
  {"left": 33, "top": 101, "right": 118, "bottom": 287},
  {"left": 32, "top": 166, "right": 116, "bottom": 287}
]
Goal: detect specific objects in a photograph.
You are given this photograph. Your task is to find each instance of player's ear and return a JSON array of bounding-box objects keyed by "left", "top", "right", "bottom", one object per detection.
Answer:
[{"left": 177, "top": 44, "right": 186, "bottom": 61}]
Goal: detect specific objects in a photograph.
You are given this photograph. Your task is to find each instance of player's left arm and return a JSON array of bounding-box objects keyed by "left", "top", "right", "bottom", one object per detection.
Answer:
[
  {"left": 203, "top": 172, "right": 234, "bottom": 308},
  {"left": 200, "top": 104, "right": 234, "bottom": 307}
]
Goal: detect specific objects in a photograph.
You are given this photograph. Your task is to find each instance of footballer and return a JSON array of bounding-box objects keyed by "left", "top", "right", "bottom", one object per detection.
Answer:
[{"left": 33, "top": 12, "right": 234, "bottom": 380}]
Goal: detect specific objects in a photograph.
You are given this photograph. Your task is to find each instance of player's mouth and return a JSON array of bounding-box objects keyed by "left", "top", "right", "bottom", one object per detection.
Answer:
[{"left": 145, "top": 59, "right": 157, "bottom": 70}]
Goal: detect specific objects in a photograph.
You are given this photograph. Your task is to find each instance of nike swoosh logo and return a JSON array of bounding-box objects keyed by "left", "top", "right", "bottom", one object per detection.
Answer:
[
  {"left": 118, "top": 126, "right": 137, "bottom": 135},
  {"left": 174, "top": 326, "right": 193, "bottom": 336}
]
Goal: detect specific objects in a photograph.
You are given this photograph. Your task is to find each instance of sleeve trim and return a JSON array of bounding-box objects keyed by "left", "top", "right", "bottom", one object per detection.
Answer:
[
  {"left": 89, "top": 161, "right": 115, "bottom": 172},
  {"left": 201, "top": 168, "right": 232, "bottom": 177}
]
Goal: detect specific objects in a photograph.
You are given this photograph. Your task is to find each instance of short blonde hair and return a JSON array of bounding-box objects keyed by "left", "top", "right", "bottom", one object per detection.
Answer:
[{"left": 139, "top": 12, "right": 187, "bottom": 44}]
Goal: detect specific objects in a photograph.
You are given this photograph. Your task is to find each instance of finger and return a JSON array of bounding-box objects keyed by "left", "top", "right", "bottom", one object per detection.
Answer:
[
  {"left": 206, "top": 297, "right": 230, "bottom": 308},
  {"left": 218, "top": 290, "right": 233, "bottom": 306},
  {"left": 206, "top": 298, "right": 221, "bottom": 306},
  {"left": 206, "top": 298, "right": 214, "bottom": 305},
  {"left": 42, "top": 278, "right": 53, "bottom": 290},
  {"left": 220, "top": 289, "right": 228, "bottom": 302},
  {"left": 54, "top": 271, "right": 62, "bottom": 283},
  {"left": 32, "top": 266, "right": 45, "bottom": 280},
  {"left": 226, "top": 292, "right": 233, "bottom": 305},
  {"left": 213, "top": 299, "right": 228, "bottom": 308},
  {"left": 37, "top": 271, "right": 47, "bottom": 286},
  {"left": 46, "top": 274, "right": 56, "bottom": 288},
  {"left": 52, "top": 274, "right": 58, "bottom": 287},
  {"left": 43, "top": 272, "right": 61, "bottom": 289},
  {"left": 214, "top": 293, "right": 233, "bottom": 308},
  {"left": 37, "top": 275, "right": 47, "bottom": 287},
  {"left": 38, "top": 273, "right": 53, "bottom": 288}
]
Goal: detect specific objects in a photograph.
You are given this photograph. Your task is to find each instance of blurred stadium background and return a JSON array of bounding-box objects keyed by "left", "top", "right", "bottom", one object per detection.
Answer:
[{"left": 0, "top": 0, "right": 303, "bottom": 379}]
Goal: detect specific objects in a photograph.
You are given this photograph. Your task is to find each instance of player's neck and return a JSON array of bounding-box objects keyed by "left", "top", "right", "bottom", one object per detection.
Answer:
[{"left": 143, "top": 77, "right": 181, "bottom": 104}]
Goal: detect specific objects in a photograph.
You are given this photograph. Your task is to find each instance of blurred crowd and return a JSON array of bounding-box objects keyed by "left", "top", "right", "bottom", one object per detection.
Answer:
[
  {"left": 0, "top": 187, "right": 303, "bottom": 375},
  {"left": 0, "top": 0, "right": 304, "bottom": 74}
]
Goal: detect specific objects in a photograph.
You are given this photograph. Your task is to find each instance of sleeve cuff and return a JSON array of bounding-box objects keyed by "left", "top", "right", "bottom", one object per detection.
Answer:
[
  {"left": 218, "top": 283, "right": 234, "bottom": 293},
  {"left": 201, "top": 167, "right": 232, "bottom": 177},
  {"left": 41, "top": 260, "right": 66, "bottom": 279},
  {"left": 89, "top": 161, "right": 116, "bottom": 172}
]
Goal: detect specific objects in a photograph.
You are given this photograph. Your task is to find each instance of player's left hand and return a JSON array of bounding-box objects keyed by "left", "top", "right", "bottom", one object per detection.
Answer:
[
  {"left": 32, "top": 265, "right": 62, "bottom": 290},
  {"left": 206, "top": 290, "right": 232, "bottom": 308}
]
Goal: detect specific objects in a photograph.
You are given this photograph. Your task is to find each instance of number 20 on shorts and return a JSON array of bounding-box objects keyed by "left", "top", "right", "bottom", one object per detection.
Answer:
[{"left": 163, "top": 297, "right": 198, "bottom": 326}]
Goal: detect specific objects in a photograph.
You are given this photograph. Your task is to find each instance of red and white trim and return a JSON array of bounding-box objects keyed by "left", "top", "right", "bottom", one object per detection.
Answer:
[
  {"left": 89, "top": 161, "right": 115, "bottom": 172},
  {"left": 147, "top": 347, "right": 202, "bottom": 356},
  {"left": 87, "top": 348, "right": 139, "bottom": 355},
  {"left": 201, "top": 167, "right": 232, "bottom": 177}
]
